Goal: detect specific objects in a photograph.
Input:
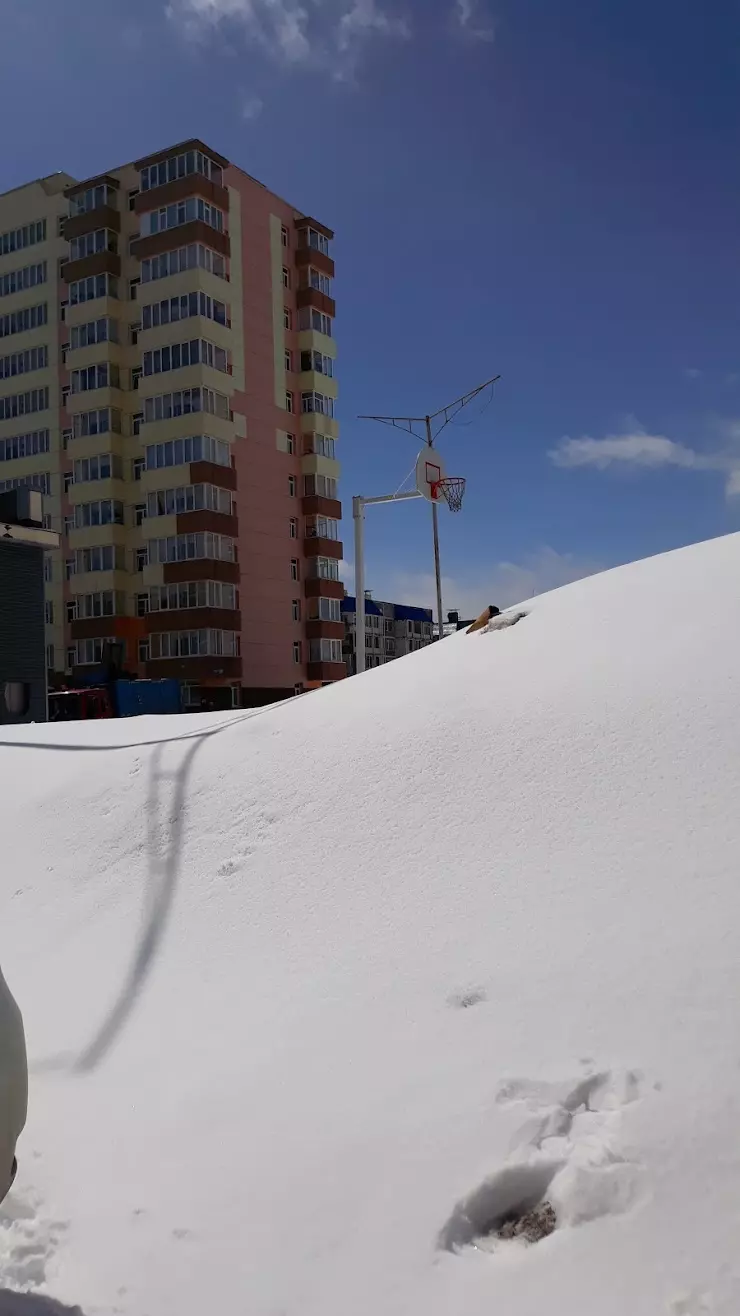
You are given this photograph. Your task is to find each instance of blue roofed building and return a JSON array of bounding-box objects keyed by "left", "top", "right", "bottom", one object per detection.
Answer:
[{"left": 341, "top": 592, "right": 434, "bottom": 675}]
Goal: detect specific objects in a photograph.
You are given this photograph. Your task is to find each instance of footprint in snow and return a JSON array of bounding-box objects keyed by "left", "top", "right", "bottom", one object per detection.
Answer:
[{"left": 439, "top": 1066, "right": 650, "bottom": 1252}]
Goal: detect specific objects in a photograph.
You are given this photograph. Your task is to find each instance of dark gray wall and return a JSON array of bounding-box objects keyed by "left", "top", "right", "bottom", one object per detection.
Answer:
[{"left": 0, "top": 540, "right": 47, "bottom": 724}]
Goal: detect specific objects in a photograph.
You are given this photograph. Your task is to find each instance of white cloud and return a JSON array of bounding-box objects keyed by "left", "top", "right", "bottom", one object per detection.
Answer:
[
  {"left": 343, "top": 547, "right": 603, "bottom": 618},
  {"left": 454, "top": 0, "right": 495, "bottom": 41},
  {"left": 551, "top": 432, "right": 701, "bottom": 471},
  {"left": 240, "top": 92, "right": 264, "bottom": 119},
  {"left": 550, "top": 424, "right": 740, "bottom": 498},
  {"left": 166, "top": 0, "right": 409, "bottom": 71}
]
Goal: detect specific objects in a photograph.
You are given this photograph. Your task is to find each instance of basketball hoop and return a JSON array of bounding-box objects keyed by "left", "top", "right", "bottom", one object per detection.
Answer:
[{"left": 432, "top": 476, "right": 466, "bottom": 513}]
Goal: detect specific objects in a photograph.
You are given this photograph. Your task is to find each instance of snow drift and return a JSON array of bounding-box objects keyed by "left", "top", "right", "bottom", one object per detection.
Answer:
[{"left": 2, "top": 531, "right": 740, "bottom": 1316}]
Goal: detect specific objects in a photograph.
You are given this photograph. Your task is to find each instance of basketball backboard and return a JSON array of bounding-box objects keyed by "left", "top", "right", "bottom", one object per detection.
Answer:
[{"left": 415, "top": 448, "right": 448, "bottom": 502}]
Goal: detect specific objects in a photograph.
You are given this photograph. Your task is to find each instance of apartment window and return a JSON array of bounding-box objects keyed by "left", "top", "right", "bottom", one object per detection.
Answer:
[
  {"left": 76, "top": 638, "right": 115, "bottom": 666},
  {"left": 70, "top": 363, "right": 119, "bottom": 393},
  {"left": 293, "top": 641, "right": 301, "bottom": 664},
  {"left": 149, "top": 630, "right": 239, "bottom": 659},
  {"left": 135, "top": 504, "right": 147, "bottom": 527},
  {"left": 143, "top": 386, "right": 229, "bottom": 424},
  {"left": 302, "top": 267, "right": 332, "bottom": 297},
  {"left": 286, "top": 433, "right": 295, "bottom": 455},
  {"left": 294, "top": 683, "right": 303, "bottom": 696},
  {"left": 143, "top": 338, "right": 228, "bottom": 377},
  {"left": 128, "top": 189, "right": 139, "bottom": 211},
  {"left": 291, "top": 599, "right": 301, "bottom": 622},
  {"left": 69, "top": 273, "right": 117, "bottom": 305},
  {"left": 288, "top": 475, "right": 297, "bottom": 497},
  {"left": 44, "top": 601, "right": 54, "bottom": 625},
  {"left": 62, "top": 428, "right": 72, "bottom": 448},
  {"left": 281, "top": 225, "right": 289, "bottom": 247},
  {"left": 69, "top": 229, "right": 117, "bottom": 262},
  {"left": 306, "top": 515, "right": 338, "bottom": 540},
  {"left": 46, "top": 644, "right": 55, "bottom": 671},
  {"left": 140, "top": 197, "right": 225, "bottom": 237},
  {"left": 289, "top": 517, "right": 298, "bottom": 539},
  {"left": 0, "top": 387, "right": 49, "bottom": 421},
  {"left": 138, "top": 639, "right": 150, "bottom": 663},
  {"left": 74, "top": 590, "right": 118, "bottom": 619},
  {"left": 136, "top": 593, "right": 149, "bottom": 617},
  {"left": 139, "top": 149, "right": 223, "bottom": 192},
  {"left": 0, "top": 302, "right": 48, "bottom": 340},
  {"left": 61, "top": 386, "right": 70, "bottom": 407},
  {"left": 135, "top": 547, "right": 148, "bottom": 572},
  {"left": 310, "top": 596, "right": 341, "bottom": 622},
  {"left": 304, "top": 474, "right": 338, "bottom": 499},
  {"left": 69, "top": 317, "right": 118, "bottom": 350},
  {"left": 132, "top": 458, "right": 145, "bottom": 481},
  {"left": 146, "top": 484, "right": 232, "bottom": 518},
  {"left": 132, "top": 412, "right": 143, "bottom": 436},
  {"left": 282, "top": 267, "right": 290, "bottom": 288},
  {"left": 283, "top": 307, "right": 291, "bottom": 331},
  {"left": 65, "top": 557, "right": 76, "bottom": 580},
  {"left": 74, "top": 499, "right": 124, "bottom": 529},
  {"left": 141, "top": 243, "right": 226, "bottom": 284},
  {"left": 66, "top": 601, "right": 77, "bottom": 624},
  {"left": 142, "top": 290, "right": 228, "bottom": 331},
  {"left": 299, "top": 226, "right": 330, "bottom": 257},
  {"left": 72, "top": 408, "right": 120, "bottom": 439},
  {"left": 298, "top": 308, "right": 333, "bottom": 337},
  {"left": 0, "top": 218, "right": 46, "bottom": 256},
  {"left": 75, "top": 544, "right": 122, "bottom": 573},
  {"left": 290, "top": 559, "right": 299, "bottom": 581},
  {"left": 0, "top": 261, "right": 47, "bottom": 299},
  {"left": 149, "top": 580, "right": 237, "bottom": 611},
  {"left": 300, "top": 350, "right": 333, "bottom": 378},
  {"left": 147, "top": 532, "right": 236, "bottom": 564},
  {"left": 131, "top": 368, "right": 142, "bottom": 391},
  {"left": 145, "top": 435, "right": 231, "bottom": 469},
  {"left": 44, "top": 554, "right": 53, "bottom": 584},
  {"left": 285, "top": 391, "right": 294, "bottom": 413},
  {"left": 284, "top": 350, "right": 292, "bottom": 372},
  {"left": 303, "top": 432, "right": 336, "bottom": 459},
  {"left": 301, "top": 391, "right": 334, "bottom": 418},
  {"left": 311, "top": 556, "right": 340, "bottom": 581},
  {"left": 0, "top": 344, "right": 48, "bottom": 379},
  {"left": 0, "top": 472, "right": 51, "bottom": 497},
  {"left": 0, "top": 427, "right": 49, "bottom": 462},
  {"left": 130, "top": 322, "right": 140, "bottom": 346},
  {"left": 68, "top": 184, "right": 117, "bottom": 217},
  {"left": 309, "top": 639, "right": 342, "bottom": 664}
]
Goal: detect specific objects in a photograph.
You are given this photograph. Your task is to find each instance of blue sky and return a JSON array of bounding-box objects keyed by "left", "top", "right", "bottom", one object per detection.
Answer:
[{"left": 2, "top": 0, "right": 740, "bottom": 613}]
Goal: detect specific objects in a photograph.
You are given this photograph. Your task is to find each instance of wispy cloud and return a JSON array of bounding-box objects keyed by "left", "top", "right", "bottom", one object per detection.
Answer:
[
  {"left": 549, "top": 422, "right": 740, "bottom": 498},
  {"left": 342, "top": 547, "right": 603, "bottom": 617},
  {"left": 685, "top": 367, "right": 702, "bottom": 380},
  {"left": 454, "top": 0, "right": 495, "bottom": 41},
  {"left": 240, "top": 91, "right": 264, "bottom": 120},
  {"left": 166, "top": 0, "right": 409, "bottom": 73}
]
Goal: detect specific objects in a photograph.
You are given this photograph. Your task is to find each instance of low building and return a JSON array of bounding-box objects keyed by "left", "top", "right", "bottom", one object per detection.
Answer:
[
  {"left": 0, "top": 488, "right": 60, "bottom": 723},
  {"left": 342, "top": 593, "right": 434, "bottom": 675}
]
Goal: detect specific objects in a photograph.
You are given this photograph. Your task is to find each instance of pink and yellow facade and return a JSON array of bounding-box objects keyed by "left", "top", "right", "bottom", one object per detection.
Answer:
[{"left": 0, "top": 138, "right": 343, "bottom": 707}]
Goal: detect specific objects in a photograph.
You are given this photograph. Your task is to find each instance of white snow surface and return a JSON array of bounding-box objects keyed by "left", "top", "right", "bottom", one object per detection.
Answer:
[{"left": 1, "top": 532, "right": 740, "bottom": 1315}]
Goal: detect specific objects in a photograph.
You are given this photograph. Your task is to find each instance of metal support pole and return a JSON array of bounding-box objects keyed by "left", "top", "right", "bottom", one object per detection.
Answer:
[
  {"left": 426, "top": 415, "right": 444, "bottom": 641},
  {"left": 352, "top": 495, "right": 366, "bottom": 675}
]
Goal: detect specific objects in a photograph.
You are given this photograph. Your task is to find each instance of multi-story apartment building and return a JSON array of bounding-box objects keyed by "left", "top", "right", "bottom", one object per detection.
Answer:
[
  {"left": 341, "top": 593, "right": 434, "bottom": 674},
  {"left": 0, "top": 140, "right": 343, "bottom": 709}
]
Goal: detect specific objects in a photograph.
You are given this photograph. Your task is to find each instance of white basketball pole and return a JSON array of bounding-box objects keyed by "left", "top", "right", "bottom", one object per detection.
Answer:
[
  {"left": 358, "top": 374, "right": 500, "bottom": 645},
  {"left": 352, "top": 491, "right": 423, "bottom": 675},
  {"left": 425, "top": 414, "right": 445, "bottom": 644}
]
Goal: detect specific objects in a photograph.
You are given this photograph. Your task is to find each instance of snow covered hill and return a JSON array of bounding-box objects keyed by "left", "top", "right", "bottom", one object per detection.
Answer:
[{"left": 1, "top": 531, "right": 740, "bottom": 1316}]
